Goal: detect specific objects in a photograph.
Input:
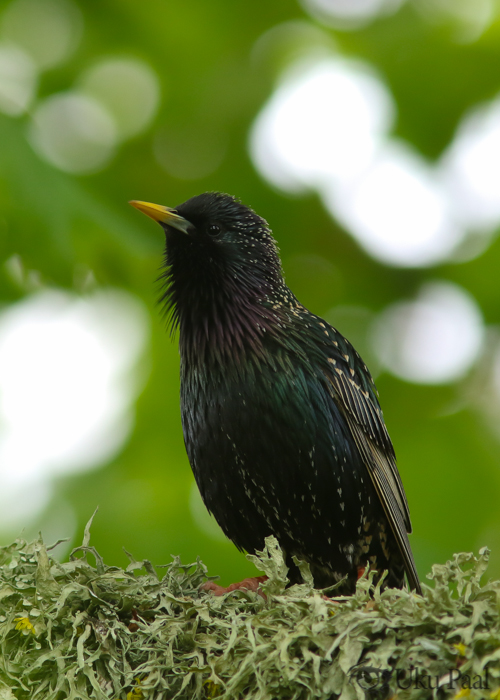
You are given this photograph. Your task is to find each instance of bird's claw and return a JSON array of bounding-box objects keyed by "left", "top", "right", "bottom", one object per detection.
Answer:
[{"left": 200, "top": 575, "right": 268, "bottom": 598}]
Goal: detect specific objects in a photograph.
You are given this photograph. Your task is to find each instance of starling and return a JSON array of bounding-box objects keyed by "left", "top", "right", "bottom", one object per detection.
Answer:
[{"left": 130, "top": 193, "right": 421, "bottom": 595}]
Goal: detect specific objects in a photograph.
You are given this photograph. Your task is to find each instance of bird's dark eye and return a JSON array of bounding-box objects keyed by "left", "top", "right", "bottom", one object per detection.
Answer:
[{"left": 207, "top": 223, "right": 221, "bottom": 236}]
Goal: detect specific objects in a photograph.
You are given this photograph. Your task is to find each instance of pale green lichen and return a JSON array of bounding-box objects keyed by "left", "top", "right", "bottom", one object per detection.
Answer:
[{"left": 0, "top": 516, "right": 498, "bottom": 699}]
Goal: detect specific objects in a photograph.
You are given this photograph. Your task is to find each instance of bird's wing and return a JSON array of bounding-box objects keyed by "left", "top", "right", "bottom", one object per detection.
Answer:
[
  {"left": 325, "top": 362, "right": 411, "bottom": 531},
  {"left": 323, "top": 347, "right": 421, "bottom": 593},
  {"left": 343, "top": 415, "right": 420, "bottom": 593}
]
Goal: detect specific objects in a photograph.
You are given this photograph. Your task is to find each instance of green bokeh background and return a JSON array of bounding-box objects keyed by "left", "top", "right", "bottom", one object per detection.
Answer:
[{"left": 1, "top": 0, "right": 500, "bottom": 587}]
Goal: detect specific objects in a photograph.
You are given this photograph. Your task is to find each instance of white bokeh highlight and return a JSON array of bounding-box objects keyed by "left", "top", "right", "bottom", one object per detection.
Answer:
[
  {"left": 1, "top": 0, "right": 83, "bottom": 70},
  {"left": 29, "top": 92, "right": 117, "bottom": 173},
  {"left": 0, "top": 288, "right": 149, "bottom": 528},
  {"left": 417, "top": 0, "right": 494, "bottom": 43},
  {"left": 27, "top": 58, "right": 161, "bottom": 174},
  {"left": 441, "top": 97, "right": 500, "bottom": 232},
  {"left": 80, "top": 58, "right": 160, "bottom": 140},
  {"left": 298, "top": 0, "right": 496, "bottom": 39},
  {"left": 250, "top": 58, "right": 394, "bottom": 193},
  {"left": 0, "top": 42, "right": 37, "bottom": 116},
  {"left": 299, "top": 0, "right": 404, "bottom": 28},
  {"left": 488, "top": 342, "right": 500, "bottom": 437},
  {"left": 251, "top": 51, "right": 500, "bottom": 268},
  {"left": 329, "top": 141, "right": 464, "bottom": 266},
  {"left": 371, "top": 281, "right": 484, "bottom": 384}
]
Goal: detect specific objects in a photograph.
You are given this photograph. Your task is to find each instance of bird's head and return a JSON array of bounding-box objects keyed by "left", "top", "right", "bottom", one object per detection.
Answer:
[
  {"left": 130, "top": 192, "right": 280, "bottom": 276},
  {"left": 130, "top": 192, "right": 285, "bottom": 346}
]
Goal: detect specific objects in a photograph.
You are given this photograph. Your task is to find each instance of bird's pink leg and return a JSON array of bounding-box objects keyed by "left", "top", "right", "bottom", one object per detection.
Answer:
[{"left": 201, "top": 575, "right": 268, "bottom": 598}]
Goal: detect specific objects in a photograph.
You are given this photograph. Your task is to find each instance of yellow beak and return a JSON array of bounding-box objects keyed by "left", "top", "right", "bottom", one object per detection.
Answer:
[{"left": 129, "top": 200, "right": 191, "bottom": 234}]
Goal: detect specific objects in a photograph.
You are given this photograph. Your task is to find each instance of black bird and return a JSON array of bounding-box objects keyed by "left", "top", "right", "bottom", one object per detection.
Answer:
[{"left": 130, "top": 193, "right": 421, "bottom": 595}]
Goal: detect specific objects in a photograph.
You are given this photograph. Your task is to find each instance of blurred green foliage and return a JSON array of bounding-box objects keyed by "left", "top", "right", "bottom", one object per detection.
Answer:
[{"left": 1, "top": 0, "right": 500, "bottom": 588}]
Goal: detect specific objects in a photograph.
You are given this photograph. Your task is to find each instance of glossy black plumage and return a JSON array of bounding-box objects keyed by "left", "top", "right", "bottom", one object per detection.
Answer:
[{"left": 133, "top": 192, "right": 421, "bottom": 595}]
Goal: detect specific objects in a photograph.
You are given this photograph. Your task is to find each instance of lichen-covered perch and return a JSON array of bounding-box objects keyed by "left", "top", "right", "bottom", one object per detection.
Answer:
[{"left": 0, "top": 520, "right": 498, "bottom": 699}]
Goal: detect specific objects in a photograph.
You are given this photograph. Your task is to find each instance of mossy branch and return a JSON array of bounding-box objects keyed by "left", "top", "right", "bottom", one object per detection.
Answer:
[{"left": 0, "top": 517, "right": 498, "bottom": 700}]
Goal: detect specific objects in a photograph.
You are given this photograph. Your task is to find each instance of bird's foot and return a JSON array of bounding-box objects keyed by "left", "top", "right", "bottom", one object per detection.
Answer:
[{"left": 200, "top": 575, "right": 268, "bottom": 598}]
